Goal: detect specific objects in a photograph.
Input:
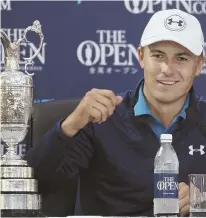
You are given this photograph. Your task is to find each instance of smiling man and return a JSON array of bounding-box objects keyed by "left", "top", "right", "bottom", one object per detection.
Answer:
[
  {"left": 137, "top": 40, "right": 203, "bottom": 131},
  {"left": 25, "top": 9, "right": 205, "bottom": 217}
]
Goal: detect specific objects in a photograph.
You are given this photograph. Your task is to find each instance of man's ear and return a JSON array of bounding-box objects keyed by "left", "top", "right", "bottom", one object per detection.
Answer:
[
  {"left": 138, "top": 46, "right": 144, "bottom": 69},
  {"left": 195, "top": 55, "right": 205, "bottom": 76}
]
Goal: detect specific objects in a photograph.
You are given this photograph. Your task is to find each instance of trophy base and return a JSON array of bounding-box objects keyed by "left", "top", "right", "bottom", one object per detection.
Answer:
[{"left": 1, "top": 209, "right": 45, "bottom": 217}]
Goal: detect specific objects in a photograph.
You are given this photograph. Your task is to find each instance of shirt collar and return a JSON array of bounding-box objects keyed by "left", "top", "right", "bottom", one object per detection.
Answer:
[
  {"left": 134, "top": 81, "right": 190, "bottom": 120},
  {"left": 134, "top": 82, "right": 152, "bottom": 116}
]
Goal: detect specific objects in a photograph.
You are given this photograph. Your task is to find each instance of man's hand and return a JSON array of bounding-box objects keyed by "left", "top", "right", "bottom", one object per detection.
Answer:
[
  {"left": 61, "top": 89, "right": 123, "bottom": 137},
  {"left": 179, "top": 182, "right": 189, "bottom": 216}
]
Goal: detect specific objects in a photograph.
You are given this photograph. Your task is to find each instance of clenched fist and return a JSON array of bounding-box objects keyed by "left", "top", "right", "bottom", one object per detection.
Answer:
[{"left": 61, "top": 88, "right": 123, "bottom": 136}]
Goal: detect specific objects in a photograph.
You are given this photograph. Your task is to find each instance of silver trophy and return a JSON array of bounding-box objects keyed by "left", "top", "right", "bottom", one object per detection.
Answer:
[{"left": 0, "top": 21, "right": 44, "bottom": 217}]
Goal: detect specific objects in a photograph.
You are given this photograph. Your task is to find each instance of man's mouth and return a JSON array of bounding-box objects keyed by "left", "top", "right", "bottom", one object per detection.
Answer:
[{"left": 157, "top": 80, "right": 178, "bottom": 85}]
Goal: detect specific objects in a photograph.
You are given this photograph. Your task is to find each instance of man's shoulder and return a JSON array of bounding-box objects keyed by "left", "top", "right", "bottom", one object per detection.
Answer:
[
  {"left": 117, "top": 89, "right": 135, "bottom": 98},
  {"left": 197, "top": 96, "right": 206, "bottom": 110},
  {"left": 115, "top": 89, "right": 137, "bottom": 115},
  {"left": 190, "top": 96, "right": 206, "bottom": 138},
  {"left": 117, "top": 89, "right": 137, "bottom": 104}
]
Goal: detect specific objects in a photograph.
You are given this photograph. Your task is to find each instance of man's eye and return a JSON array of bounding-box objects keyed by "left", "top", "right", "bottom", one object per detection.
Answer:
[
  {"left": 152, "top": 54, "right": 163, "bottom": 58},
  {"left": 177, "top": 57, "right": 188, "bottom": 61}
]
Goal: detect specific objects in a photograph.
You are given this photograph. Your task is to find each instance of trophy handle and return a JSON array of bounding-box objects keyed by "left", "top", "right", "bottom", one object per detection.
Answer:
[{"left": 23, "top": 20, "right": 44, "bottom": 76}]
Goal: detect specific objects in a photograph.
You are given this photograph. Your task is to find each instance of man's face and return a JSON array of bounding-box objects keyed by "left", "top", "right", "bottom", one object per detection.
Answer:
[{"left": 138, "top": 41, "right": 204, "bottom": 104}]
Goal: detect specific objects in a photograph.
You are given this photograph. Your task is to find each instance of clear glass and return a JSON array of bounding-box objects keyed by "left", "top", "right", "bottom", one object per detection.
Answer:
[{"left": 189, "top": 174, "right": 206, "bottom": 217}]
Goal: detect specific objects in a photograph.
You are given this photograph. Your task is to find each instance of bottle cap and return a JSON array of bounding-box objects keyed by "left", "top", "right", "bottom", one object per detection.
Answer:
[{"left": 160, "top": 134, "right": 172, "bottom": 142}]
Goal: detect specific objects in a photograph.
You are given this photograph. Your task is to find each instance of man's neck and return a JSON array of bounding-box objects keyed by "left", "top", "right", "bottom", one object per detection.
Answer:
[{"left": 143, "top": 87, "right": 187, "bottom": 128}]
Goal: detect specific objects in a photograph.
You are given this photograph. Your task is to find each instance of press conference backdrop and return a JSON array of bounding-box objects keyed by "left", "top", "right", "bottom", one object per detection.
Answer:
[{"left": 1, "top": 0, "right": 206, "bottom": 155}]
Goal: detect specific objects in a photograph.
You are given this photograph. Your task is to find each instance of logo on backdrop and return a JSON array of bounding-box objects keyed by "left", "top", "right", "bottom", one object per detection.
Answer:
[
  {"left": 77, "top": 30, "right": 139, "bottom": 75},
  {"left": 0, "top": 28, "right": 47, "bottom": 72},
  {"left": 124, "top": 0, "right": 206, "bottom": 15},
  {"left": 0, "top": 0, "right": 11, "bottom": 11}
]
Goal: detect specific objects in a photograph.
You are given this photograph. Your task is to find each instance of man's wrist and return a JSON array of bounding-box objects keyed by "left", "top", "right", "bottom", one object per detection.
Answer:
[{"left": 61, "top": 114, "right": 80, "bottom": 137}]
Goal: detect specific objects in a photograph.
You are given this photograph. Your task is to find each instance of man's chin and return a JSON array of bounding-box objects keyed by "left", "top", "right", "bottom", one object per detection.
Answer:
[{"left": 154, "top": 94, "right": 179, "bottom": 104}]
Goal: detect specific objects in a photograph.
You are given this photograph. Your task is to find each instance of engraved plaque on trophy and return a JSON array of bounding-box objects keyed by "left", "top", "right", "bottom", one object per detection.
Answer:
[{"left": 0, "top": 21, "right": 45, "bottom": 217}]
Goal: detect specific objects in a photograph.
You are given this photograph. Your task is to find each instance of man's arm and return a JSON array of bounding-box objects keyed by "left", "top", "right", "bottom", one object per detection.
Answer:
[
  {"left": 25, "top": 88, "right": 122, "bottom": 191},
  {"left": 24, "top": 120, "right": 94, "bottom": 191}
]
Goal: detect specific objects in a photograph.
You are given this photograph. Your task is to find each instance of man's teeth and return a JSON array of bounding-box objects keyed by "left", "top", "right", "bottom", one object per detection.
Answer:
[{"left": 158, "top": 81, "right": 176, "bottom": 85}]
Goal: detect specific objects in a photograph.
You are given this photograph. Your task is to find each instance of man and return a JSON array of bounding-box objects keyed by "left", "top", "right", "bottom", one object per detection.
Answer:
[{"left": 25, "top": 9, "right": 205, "bottom": 216}]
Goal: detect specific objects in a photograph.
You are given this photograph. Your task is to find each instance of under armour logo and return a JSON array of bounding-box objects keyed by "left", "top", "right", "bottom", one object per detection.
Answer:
[
  {"left": 189, "top": 145, "right": 205, "bottom": 155},
  {"left": 164, "top": 14, "right": 186, "bottom": 31},
  {"left": 167, "top": 18, "right": 183, "bottom": 27}
]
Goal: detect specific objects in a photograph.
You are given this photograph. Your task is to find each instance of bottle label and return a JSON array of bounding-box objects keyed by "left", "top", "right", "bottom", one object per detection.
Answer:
[{"left": 154, "top": 173, "right": 178, "bottom": 198}]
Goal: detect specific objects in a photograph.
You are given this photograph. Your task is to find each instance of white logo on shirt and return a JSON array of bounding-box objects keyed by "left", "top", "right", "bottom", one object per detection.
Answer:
[{"left": 189, "top": 145, "right": 205, "bottom": 155}]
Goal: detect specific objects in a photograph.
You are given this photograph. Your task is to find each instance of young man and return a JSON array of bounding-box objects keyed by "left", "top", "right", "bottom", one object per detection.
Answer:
[{"left": 25, "top": 9, "right": 205, "bottom": 216}]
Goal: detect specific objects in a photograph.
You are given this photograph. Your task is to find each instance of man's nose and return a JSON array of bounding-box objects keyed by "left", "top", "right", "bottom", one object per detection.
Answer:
[{"left": 160, "top": 61, "right": 176, "bottom": 76}]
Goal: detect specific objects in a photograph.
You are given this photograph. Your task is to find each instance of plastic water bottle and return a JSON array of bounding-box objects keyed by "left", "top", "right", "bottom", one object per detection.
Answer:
[{"left": 153, "top": 134, "right": 179, "bottom": 217}]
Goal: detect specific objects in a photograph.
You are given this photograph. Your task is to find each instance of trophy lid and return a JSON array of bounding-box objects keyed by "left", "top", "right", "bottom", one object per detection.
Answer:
[
  {"left": 0, "top": 20, "right": 44, "bottom": 77},
  {"left": 1, "top": 30, "right": 21, "bottom": 72},
  {"left": 0, "top": 32, "right": 33, "bottom": 87}
]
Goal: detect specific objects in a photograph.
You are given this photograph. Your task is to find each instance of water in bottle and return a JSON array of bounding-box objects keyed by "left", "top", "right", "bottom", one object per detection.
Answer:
[{"left": 153, "top": 134, "right": 179, "bottom": 217}]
